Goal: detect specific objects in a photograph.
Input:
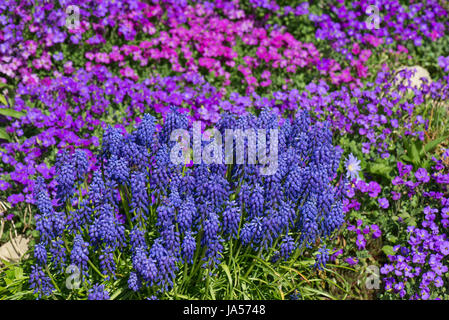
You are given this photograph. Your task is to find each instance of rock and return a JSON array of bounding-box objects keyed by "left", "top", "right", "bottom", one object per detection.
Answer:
[
  {"left": 0, "top": 235, "right": 30, "bottom": 264},
  {"left": 394, "top": 65, "right": 432, "bottom": 89}
]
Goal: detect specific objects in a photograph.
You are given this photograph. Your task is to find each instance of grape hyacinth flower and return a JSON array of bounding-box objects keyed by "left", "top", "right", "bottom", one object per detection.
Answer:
[
  {"left": 87, "top": 284, "right": 110, "bottom": 300},
  {"left": 29, "top": 108, "right": 345, "bottom": 298}
]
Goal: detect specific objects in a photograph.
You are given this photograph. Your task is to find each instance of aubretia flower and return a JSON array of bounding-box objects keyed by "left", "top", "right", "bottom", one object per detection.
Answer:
[
  {"left": 345, "top": 257, "right": 359, "bottom": 266},
  {"left": 367, "top": 181, "right": 381, "bottom": 198},
  {"left": 344, "top": 153, "right": 361, "bottom": 180},
  {"left": 7, "top": 193, "right": 24, "bottom": 206},
  {"left": 371, "top": 225, "right": 381, "bottom": 239},
  {"left": 442, "top": 148, "right": 449, "bottom": 159},
  {"left": 391, "top": 191, "right": 401, "bottom": 201},
  {"left": 440, "top": 241, "right": 449, "bottom": 256},
  {"left": 0, "top": 180, "right": 11, "bottom": 191},
  {"left": 355, "top": 234, "right": 366, "bottom": 250},
  {"left": 53, "top": 52, "right": 64, "bottom": 61},
  {"left": 378, "top": 198, "right": 389, "bottom": 209},
  {"left": 438, "top": 56, "right": 449, "bottom": 72},
  {"left": 415, "top": 168, "right": 430, "bottom": 183}
]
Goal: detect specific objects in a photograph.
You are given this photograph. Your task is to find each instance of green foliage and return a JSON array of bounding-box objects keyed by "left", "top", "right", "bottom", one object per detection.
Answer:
[
  {"left": 401, "top": 135, "right": 449, "bottom": 170},
  {"left": 0, "top": 261, "right": 34, "bottom": 300}
]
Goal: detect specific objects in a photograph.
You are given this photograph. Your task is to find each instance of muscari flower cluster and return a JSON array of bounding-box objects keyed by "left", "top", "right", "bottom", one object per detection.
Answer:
[{"left": 29, "top": 107, "right": 345, "bottom": 298}]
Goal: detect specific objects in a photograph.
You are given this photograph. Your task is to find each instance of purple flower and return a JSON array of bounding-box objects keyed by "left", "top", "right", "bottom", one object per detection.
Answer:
[
  {"left": 355, "top": 234, "right": 366, "bottom": 250},
  {"left": 378, "top": 198, "right": 389, "bottom": 209},
  {"left": 330, "top": 248, "right": 343, "bottom": 262},
  {"left": 391, "top": 191, "right": 401, "bottom": 201},
  {"left": 439, "top": 241, "right": 449, "bottom": 256},
  {"left": 345, "top": 257, "right": 359, "bottom": 266},
  {"left": 7, "top": 193, "right": 24, "bottom": 206},
  {"left": 420, "top": 288, "right": 430, "bottom": 300},
  {"left": 53, "top": 52, "right": 64, "bottom": 61},
  {"left": 438, "top": 56, "right": 449, "bottom": 72},
  {"left": 370, "top": 224, "right": 381, "bottom": 239},
  {"left": 392, "top": 177, "right": 403, "bottom": 186},
  {"left": 0, "top": 180, "right": 11, "bottom": 191},
  {"left": 415, "top": 168, "right": 430, "bottom": 183},
  {"left": 367, "top": 181, "right": 381, "bottom": 198},
  {"left": 432, "top": 262, "right": 448, "bottom": 276},
  {"left": 434, "top": 277, "right": 444, "bottom": 288},
  {"left": 380, "top": 264, "right": 393, "bottom": 274},
  {"left": 88, "top": 284, "right": 110, "bottom": 300},
  {"left": 397, "top": 162, "right": 412, "bottom": 177}
]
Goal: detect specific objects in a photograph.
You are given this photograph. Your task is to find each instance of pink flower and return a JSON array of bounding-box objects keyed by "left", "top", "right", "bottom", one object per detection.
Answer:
[
  {"left": 359, "top": 49, "right": 372, "bottom": 63},
  {"left": 352, "top": 43, "right": 360, "bottom": 55},
  {"left": 119, "top": 67, "right": 138, "bottom": 81},
  {"left": 364, "top": 35, "right": 383, "bottom": 48},
  {"left": 397, "top": 45, "right": 408, "bottom": 54},
  {"left": 85, "top": 52, "right": 95, "bottom": 60},
  {"left": 261, "top": 70, "right": 271, "bottom": 79}
]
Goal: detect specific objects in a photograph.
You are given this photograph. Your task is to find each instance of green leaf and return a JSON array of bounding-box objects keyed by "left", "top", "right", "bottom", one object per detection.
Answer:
[
  {"left": 367, "top": 161, "right": 392, "bottom": 179},
  {"left": 423, "top": 135, "right": 449, "bottom": 154},
  {"left": 387, "top": 233, "right": 398, "bottom": 243},
  {"left": 14, "top": 267, "right": 23, "bottom": 279},
  {"left": 382, "top": 245, "right": 396, "bottom": 256},
  {"left": 0, "top": 94, "right": 7, "bottom": 106},
  {"left": 410, "top": 141, "right": 421, "bottom": 164},
  {"left": 0, "top": 128, "right": 10, "bottom": 141},
  {"left": 356, "top": 250, "right": 370, "bottom": 259},
  {"left": 220, "top": 263, "right": 233, "bottom": 288},
  {"left": 400, "top": 155, "right": 413, "bottom": 164},
  {"left": 0, "top": 108, "right": 24, "bottom": 119}
]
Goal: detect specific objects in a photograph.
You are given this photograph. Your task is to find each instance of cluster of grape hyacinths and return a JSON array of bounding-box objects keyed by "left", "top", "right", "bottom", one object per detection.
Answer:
[{"left": 29, "top": 107, "right": 345, "bottom": 299}]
